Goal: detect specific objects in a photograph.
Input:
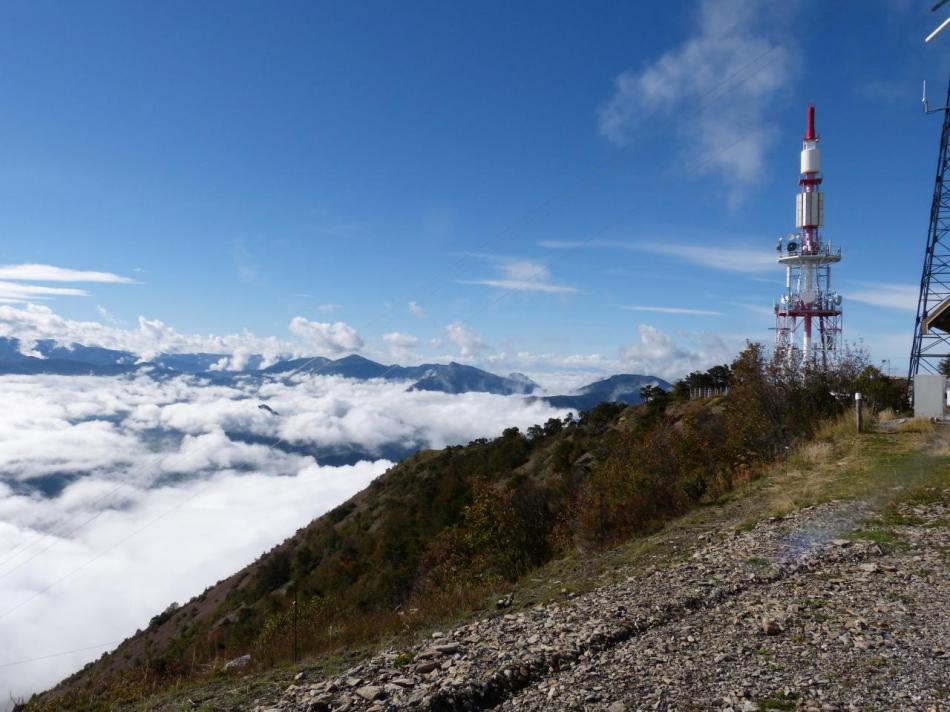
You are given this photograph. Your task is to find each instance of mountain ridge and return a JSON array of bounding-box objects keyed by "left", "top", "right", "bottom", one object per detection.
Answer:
[{"left": 0, "top": 336, "right": 663, "bottom": 405}]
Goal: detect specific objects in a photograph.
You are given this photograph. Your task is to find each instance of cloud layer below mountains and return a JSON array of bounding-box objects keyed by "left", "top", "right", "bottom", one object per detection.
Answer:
[{"left": 0, "top": 373, "right": 569, "bottom": 705}]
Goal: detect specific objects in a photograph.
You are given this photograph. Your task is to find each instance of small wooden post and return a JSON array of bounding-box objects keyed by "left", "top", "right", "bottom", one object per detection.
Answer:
[
  {"left": 855, "top": 392, "right": 863, "bottom": 433},
  {"left": 292, "top": 585, "right": 299, "bottom": 664}
]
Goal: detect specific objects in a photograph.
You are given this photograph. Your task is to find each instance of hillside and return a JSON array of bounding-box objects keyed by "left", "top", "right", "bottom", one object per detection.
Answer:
[
  {"left": 49, "top": 422, "right": 949, "bottom": 712},
  {"left": 265, "top": 425, "right": 949, "bottom": 712},
  {"left": 25, "top": 347, "right": 924, "bottom": 711}
]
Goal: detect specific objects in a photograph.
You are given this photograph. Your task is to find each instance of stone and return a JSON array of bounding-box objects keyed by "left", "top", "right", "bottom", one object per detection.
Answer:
[
  {"left": 355, "top": 685, "right": 385, "bottom": 701},
  {"left": 221, "top": 654, "right": 251, "bottom": 671},
  {"left": 761, "top": 617, "right": 784, "bottom": 635},
  {"left": 607, "top": 702, "right": 626, "bottom": 712}
]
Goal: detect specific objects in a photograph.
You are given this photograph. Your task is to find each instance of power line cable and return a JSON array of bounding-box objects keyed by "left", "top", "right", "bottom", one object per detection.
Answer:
[{"left": 0, "top": 641, "right": 122, "bottom": 670}]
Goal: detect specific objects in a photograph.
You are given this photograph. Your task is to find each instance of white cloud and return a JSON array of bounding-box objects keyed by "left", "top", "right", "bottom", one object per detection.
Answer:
[
  {"left": 637, "top": 241, "right": 776, "bottom": 273},
  {"left": 847, "top": 282, "right": 918, "bottom": 311},
  {"left": 621, "top": 305, "right": 724, "bottom": 316},
  {"left": 619, "top": 323, "right": 739, "bottom": 379},
  {"left": 408, "top": 301, "right": 426, "bottom": 318},
  {"left": 461, "top": 259, "right": 578, "bottom": 294},
  {"left": 0, "top": 372, "right": 572, "bottom": 704},
  {"left": 231, "top": 241, "right": 262, "bottom": 285},
  {"left": 288, "top": 318, "right": 364, "bottom": 356},
  {"left": 855, "top": 78, "right": 911, "bottom": 104},
  {"left": 538, "top": 240, "right": 590, "bottom": 250},
  {"left": 0, "top": 304, "right": 364, "bottom": 367},
  {"left": 598, "top": 0, "right": 797, "bottom": 200},
  {"left": 382, "top": 331, "right": 419, "bottom": 360},
  {"left": 539, "top": 238, "right": 776, "bottom": 274},
  {"left": 0, "top": 281, "right": 88, "bottom": 302},
  {"left": 0, "top": 264, "right": 134, "bottom": 284},
  {"left": 0, "top": 304, "right": 273, "bottom": 363},
  {"left": 317, "top": 303, "right": 341, "bottom": 313},
  {"left": 445, "top": 322, "right": 488, "bottom": 358},
  {"left": 95, "top": 305, "right": 119, "bottom": 325}
]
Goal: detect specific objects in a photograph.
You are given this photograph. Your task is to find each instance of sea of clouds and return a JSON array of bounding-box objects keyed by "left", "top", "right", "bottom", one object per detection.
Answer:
[{"left": 0, "top": 372, "right": 569, "bottom": 705}]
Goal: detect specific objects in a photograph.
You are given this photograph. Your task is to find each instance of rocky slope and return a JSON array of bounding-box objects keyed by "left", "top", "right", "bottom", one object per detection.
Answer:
[{"left": 260, "top": 497, "right": 948, "bottom": 712}]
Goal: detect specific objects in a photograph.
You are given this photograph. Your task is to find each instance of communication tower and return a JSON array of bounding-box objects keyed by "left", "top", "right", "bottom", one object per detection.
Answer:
[
  {"left": 908, "top": 76, "right": 950, "bottom": 379},
  {"left": 774, "top": 105, "right": 843, "bottom": 369}
]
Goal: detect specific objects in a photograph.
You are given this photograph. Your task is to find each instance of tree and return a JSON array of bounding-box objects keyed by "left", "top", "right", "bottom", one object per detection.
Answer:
[
  {"left": 543, "top": 417, "right": 563, "bottom": 436},
  {"left": 707, "top": 364, "right": 731, "bottom": 387}
]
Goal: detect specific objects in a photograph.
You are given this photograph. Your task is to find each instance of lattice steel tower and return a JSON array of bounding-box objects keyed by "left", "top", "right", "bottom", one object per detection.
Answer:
[
  {"left": 774, "top": 104, "right": 843, "bottom": 369},
  {"left": 909, "top": 76, "right": 950, "bottom": 378}
]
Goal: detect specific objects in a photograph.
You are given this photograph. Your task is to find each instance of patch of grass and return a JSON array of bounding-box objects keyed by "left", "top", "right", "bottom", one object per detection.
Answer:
[
  {"left": 759, "top": 694, "right": 799, "bottom": 710},
  {"left": 875, "top": 511, "right": 926, "bottom": 526},
  {"left": 393, "top": 651, "right": 415, "bottom": 667},
  {"left": 746, "top": 556, "right": 769, "bottom": 566},
  {"left": 845, "top": 528, "right": 901, "bottom": 545},
  {"left": 894, "top": 484, "right": 950, "bottom": 507},
  {"left": 896, "top": 418, "right": 939, "bottom": 434},
  {"left": 797, "top": 440, "right": 836, "bottom": 466}
]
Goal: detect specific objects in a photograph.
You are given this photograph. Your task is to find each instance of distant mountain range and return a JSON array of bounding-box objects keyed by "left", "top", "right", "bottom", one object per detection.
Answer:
[
  {"left": 0, "top": 336, "right": 668, "bottom": 406},
  {"left": 542, "top": 374, "right": 672, "bottom": 411}
]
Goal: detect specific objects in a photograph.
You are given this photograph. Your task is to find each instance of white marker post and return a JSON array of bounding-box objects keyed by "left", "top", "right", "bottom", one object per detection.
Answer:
[{"left": 855, "top": 392, "right": 863, "bottom": 434}]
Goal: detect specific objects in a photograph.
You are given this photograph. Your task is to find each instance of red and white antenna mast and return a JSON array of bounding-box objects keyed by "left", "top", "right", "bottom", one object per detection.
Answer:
[{"left": 774, "top": 104, "right": 843, "bottom": 369}]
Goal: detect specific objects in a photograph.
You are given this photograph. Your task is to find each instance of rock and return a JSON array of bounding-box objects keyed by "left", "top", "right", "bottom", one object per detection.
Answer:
[
  {"left": 222, "top": 654, "right": 251, "bottom": 671},
  {"left": 859, "top": 563, "right": 880, "bottom": 574},
  {"left": 434, "top": 642, "right": 461, "bottom": 654},
  {"left": 414, "top": 661, "right": 439, "bottom": 674},
  {"left": 607, "top": 702, "right": 626, "bottom": 712},
  {"left": 761, "top": 617, "right": 784, "bottom": 635},
  {"left": 355, "top": 685, "right": 385, "bottom": 701},
  {"left": 497, "top": 593, "right": 514, "bottom": 609}
]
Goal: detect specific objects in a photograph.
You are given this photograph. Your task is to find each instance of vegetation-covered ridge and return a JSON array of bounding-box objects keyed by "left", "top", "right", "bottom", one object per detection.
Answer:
[{"left": 26, "top": 345, "right": 908, "bottom": 711}]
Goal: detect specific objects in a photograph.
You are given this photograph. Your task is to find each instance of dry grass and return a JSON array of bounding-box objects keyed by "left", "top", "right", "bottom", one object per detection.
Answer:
[
  {"left": 813, "top": 414, "right": 854, "bottom": 442},
  {"left": 797, "top": 441, "right": 836, "bottom": 467},
  {"left": 896, "top": 418, "right": 939, "bottom": 434}
]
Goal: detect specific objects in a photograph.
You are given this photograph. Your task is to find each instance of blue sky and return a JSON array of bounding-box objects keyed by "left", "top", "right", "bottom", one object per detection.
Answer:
[{"left": 0, "top": 0, "right": 948, "bottom": 382}]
